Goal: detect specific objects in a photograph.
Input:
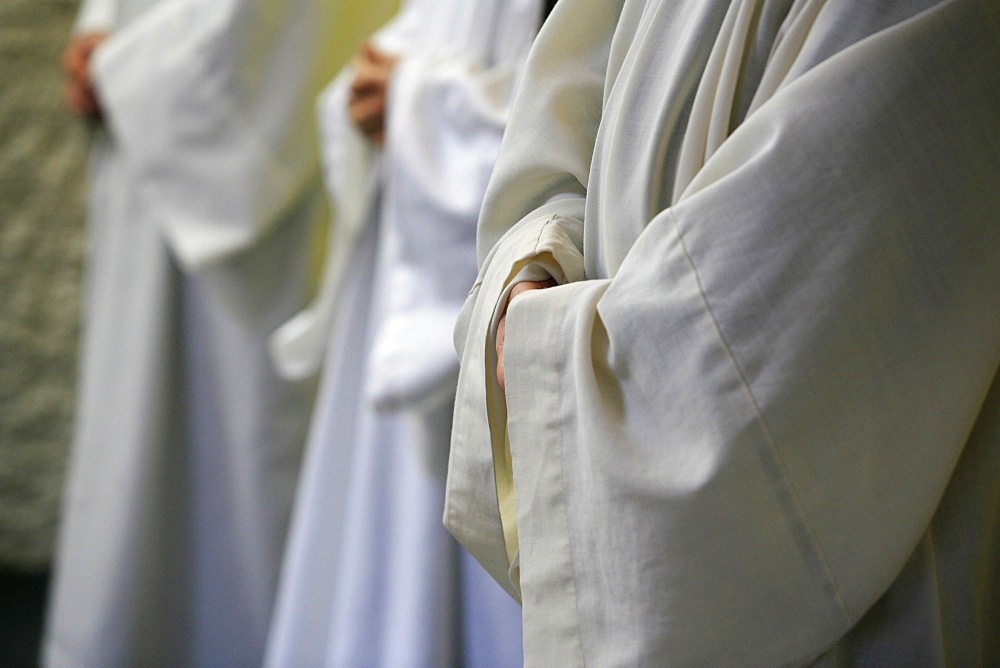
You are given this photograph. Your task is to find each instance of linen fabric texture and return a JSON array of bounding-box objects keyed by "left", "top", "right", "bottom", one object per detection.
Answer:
[{"left": 446, "top": 0, "right": 1000, "bottom": 664}]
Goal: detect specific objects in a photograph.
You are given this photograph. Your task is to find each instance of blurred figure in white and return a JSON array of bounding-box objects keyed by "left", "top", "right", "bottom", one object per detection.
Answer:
[
  {"left": 264, "top": 0, "right": 552, "bottom": 664},
  {"left": 44, "top": 1, "right": 394, "bottom": 665}
]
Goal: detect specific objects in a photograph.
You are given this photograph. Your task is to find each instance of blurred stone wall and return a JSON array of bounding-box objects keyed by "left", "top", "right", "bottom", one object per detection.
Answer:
[{"left": 0, "top": 0, "right": 87, "bottom": 572}]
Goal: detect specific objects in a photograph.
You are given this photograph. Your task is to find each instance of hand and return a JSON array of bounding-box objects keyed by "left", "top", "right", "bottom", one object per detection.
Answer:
[
  {"left": 63, "top": 32, "right": 108, "bottom": 118},
  {"left": 348, "top": 42, "right": 399, "bottom": 145},
  {"left": 496, "top": 279, "right": 556, "bottom": 390}
]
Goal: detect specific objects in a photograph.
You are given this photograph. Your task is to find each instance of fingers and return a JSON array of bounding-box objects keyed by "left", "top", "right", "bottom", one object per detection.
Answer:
[
  {"left": 361, "top": 41, "right": 397, "bottom": 67},
  {"left": 64, "top": 79, "right": 101, "bottom": 117},
  {"left": 62, "top": 33, "right": 107, "bottom": 118},
  {"left": 349, "top": 66, "right": 386, "bottom": 106},
  {"left": 348, "top": 43, "right": 399, "bottom": 145},
  {"left": 62, "top": 42, "right": 86, "bottom": 81},
  {"left": 348, "top": 69, "right": 387, "bottom": 142},
  {"left": 63, "top": 34, "right": 105, "bottom": 81},
  {"left": 348, "top": 93, "right": 386, "bottom": 144},
  {"left": 509, "top": 279, "right": 557, "bottom": 302},
  {"left": 495, "top": 278, "right": 558, "bottom": 390},
  {"left": 362, "top": 41, "right": 386, "bottom": 65},
  {"left": 496, "top": 313, "right": 508, "bottom": 390},
  {"left": 350, "top": 51, "right": 388, "bottom": 95},
  {"left": 348, "top": 58, "right": 388, "bottom": 143}
]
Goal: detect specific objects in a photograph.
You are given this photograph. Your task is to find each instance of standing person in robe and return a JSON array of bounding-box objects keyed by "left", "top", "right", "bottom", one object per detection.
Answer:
[
  {"left": 44, "top": 1, "right": 391, "bottom": 664},
  {"left": 264, "top": 0, "right": 550, "bottom": 664},
  {"left": 446, "top": 0, "right": 1000, "bottom": 664}
]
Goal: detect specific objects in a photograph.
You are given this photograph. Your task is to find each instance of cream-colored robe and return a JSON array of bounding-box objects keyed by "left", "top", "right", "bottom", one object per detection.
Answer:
[
  {"left": 42, "top": 1, "right": 383, "bottom": 665},
  {"left": 446, "top": 0, "right": 1000, "bottom": 663}
]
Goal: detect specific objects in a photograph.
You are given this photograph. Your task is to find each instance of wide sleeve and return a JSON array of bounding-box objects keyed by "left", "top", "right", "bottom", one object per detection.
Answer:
[
  {"left": 444, "top": 0, "right": 626, "bottom": 608},
  {"left": 269, "top": 3, "right": 542, "bottom": 386},
  {"left": 363, "top": 36, "right": 547, "bottom": 410},
  {"left": 88, "top": 0, "right": 338, "bottom": 269},
  {"left": 267, "top": 10, "right": 397, "bottom": 381},
  {"left": 451, "top": 0, "right": 1000, "bottom": 663}
]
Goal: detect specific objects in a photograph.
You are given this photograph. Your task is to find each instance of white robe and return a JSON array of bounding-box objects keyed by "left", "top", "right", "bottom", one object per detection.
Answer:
[
  {"left": 41, "top": 1, "right": 368, "bottom": 665},
  {"left": 264, "top": 0, "right": 542, "bottom": 664},
  {"left": 446, "top": 0, "right": 1000, "bottom": 664}
]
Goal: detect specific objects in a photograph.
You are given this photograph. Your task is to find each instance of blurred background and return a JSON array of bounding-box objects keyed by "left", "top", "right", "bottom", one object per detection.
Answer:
[{"left": 0, "top": 0, "right": 87, "bottom": 663}]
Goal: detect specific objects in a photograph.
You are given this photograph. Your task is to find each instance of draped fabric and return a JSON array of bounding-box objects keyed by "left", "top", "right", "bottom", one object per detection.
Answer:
[
  {"left": 40, "top": 1, "right": 375, "bottom": 665},
  {"left": 264, "top": 0, "right": 543, "bottom": 664},
  {"left": 446, "top": 0, "right": 1000, "bottom": 663}
]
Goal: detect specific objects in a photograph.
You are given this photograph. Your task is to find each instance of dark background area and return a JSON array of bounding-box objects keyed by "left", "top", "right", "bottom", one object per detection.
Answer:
[{"left": 1, "top": 0, "right": 88, "bottom": 664}]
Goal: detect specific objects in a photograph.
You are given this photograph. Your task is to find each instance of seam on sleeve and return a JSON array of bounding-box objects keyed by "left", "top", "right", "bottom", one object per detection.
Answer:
[
  {"left": 668, "top": 208, "right": 852, "bottom": 623},
  {"left": 530, "top": 215, "right": 562, "bottom": 252}
]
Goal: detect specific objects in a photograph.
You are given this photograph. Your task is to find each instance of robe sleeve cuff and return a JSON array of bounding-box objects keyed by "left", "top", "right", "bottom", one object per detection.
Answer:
[{"left": 445, "top": 211, "right": 584, "bottom": 600}]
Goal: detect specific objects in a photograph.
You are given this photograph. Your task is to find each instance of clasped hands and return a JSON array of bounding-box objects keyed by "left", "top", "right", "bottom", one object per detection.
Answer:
[
  {"left": 496, "top": 279, "right": 556, "bottom": 390},
  {"left": 348, "top": 42, "right": 398, "bottom": 145},
  {"left": 345, "top": 40, "right": 554, "bottom": 389},
  {"left": 63, "top": 32, "right": 108, "bottom": 118}
]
